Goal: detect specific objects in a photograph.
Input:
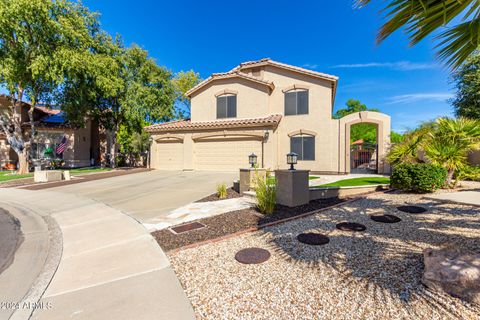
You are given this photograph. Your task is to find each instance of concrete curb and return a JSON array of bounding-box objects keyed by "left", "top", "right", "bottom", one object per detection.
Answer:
[{"left": 10, "top": 214, "right": 63, "bottom": 320}]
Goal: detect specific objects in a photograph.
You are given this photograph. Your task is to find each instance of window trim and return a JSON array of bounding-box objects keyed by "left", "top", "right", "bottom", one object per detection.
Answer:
[
  {"left": 284, "top": 89, "right": 309, "bottom": 116},
  {"left": 216, "top": 93, "right": 237, "bottom": 119},
  {"left": 290, "top": 134, "right": 315, "bottom": 161}
]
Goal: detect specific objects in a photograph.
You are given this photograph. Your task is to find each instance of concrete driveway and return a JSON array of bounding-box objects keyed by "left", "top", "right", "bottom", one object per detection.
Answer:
[{"left": 49, "top": 170, "right": 238, "bottom": 226}]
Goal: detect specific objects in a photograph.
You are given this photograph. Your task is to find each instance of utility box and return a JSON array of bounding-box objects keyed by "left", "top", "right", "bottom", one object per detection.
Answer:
[
  {"left": 34, "top": 170, "right": 63, "bottom": 183},
  {"left": 239, "top": 168, "right": 267, "bottom": 194}
]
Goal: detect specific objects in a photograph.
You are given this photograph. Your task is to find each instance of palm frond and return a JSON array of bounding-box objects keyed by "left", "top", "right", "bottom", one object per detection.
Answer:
[{"left": 358, "top": 0, "right": 480, "bottom": 68}]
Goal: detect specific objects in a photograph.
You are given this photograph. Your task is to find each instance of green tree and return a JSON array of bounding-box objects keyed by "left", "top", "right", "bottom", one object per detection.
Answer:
[
  {"left": 451, "top": 53, "right": 480, "bottom": 119},
  {"left": 390, "top": 131, "right": 405, "bottom": 143},
  {"left": 60, "top": 44, "right": 176, "bottom": 167},
  {"left": 172, "top": 70, "right": 201, "bottom": 119},
  {"left": 387, "top": 117, "right": 480, "bottom": 186},
  {"left": 0, "top": 0, "right": 106, "bottom": 173},
  {"left": 356, "top": 0, "right": 480, "bottom": 68}
]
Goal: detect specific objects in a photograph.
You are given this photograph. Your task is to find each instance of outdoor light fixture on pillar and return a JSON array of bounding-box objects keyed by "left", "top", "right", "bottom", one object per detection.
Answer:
[
  {"left": 287, "top": 152, "right": 298, "bottom": 170},
  {"left": 249, "top": 153, "right": 257, "bottom": 168}
]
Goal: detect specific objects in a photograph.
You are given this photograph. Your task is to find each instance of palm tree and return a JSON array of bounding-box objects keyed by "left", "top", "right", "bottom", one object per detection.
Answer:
[
  {"left": 356, "top": 0, "right": 480, "bottom": 68},
  {"left": 387, "top": 117, "right": 480, "bottom": 186},
  {"left": 425, "top": 117, "right": 480, "bottom": 184}
]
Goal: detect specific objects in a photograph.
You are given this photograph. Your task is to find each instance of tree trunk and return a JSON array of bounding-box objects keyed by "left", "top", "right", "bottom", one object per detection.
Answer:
[
  {"left": 17, "top": 149, "right": 29, "bottom": 174},
  {"left": 446, "top": 169, "right": 455, "bottom": 187},
  {"left": 106, "top": 129, "right": 118, "bottom": 168}
]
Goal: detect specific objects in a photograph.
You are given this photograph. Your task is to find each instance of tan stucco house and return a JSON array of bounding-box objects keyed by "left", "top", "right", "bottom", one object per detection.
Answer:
[
  {"left": 145, "top": 59, "right": 391, "bottom": 174},
  {"left": 0, "top": 95, "right": 101, "bottom": 169}
]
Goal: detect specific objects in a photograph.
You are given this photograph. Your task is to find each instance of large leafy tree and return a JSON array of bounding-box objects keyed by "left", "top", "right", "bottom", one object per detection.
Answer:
[
  {"left": 0, "top": 0, "right": 110, "bottom": 173},
  {"left": 61, "top": 44, "right": 176, "bottom": 167},
  {"left": 356, "top": 0, "right": 480, "bottom": 68},
  {"left": 172, "top": 70, "right": 201, "bottom": 119},
  {"left": 451, "top": 53, "right": 480, "bottom": 119}
]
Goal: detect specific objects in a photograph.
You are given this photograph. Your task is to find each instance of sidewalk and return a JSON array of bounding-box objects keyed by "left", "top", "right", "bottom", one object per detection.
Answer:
[
  {"left": 425, "top": 190, "right": 480, "bottom": 207},
  {"left": 0, "top": 189, "right": 194, "bottom": 320}
]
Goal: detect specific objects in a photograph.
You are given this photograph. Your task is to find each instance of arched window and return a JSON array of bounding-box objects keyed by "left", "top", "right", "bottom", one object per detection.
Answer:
[
  {"left": 284, "top": 89, "right": 308, "bottom": 116},
  {"left": 216, "top": 94, "right": 237, "bottom": 119},
  {"left": 290, "top": 134, "right": 315, "bottom": 160}
]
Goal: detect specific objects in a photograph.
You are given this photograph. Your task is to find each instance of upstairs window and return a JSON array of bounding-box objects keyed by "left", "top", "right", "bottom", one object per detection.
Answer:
[
  {"left": 216, "top": 94, "right": 237, "bottom": 119},
  {"left": 290, "top": 135, "right": 315, "bottom": 160},
  {"left": 285, "top": 89, "right": 308, "bottom": 115}
]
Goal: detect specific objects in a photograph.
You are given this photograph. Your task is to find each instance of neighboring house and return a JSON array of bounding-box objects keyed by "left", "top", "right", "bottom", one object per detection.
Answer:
[
  {"left": 0, "top": 95, "right": 100, "bottom": 169},
  {"left": 145, "top": 58, "right": 391, "bottom": 174}
]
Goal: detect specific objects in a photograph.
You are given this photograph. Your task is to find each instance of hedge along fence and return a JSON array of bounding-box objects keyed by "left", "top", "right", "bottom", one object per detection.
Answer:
[{"left": 391, "top": 163, "right": 447, "bottom": 193}]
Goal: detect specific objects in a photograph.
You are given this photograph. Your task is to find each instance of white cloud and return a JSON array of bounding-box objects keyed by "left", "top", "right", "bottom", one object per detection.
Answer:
[
  {"left": 331, "top": 61, "right": 438, "bottom": 71},
  {"left": 302, "top": 63, "right": 318, "bottom": 69},
  {"left": 386, "top": 93, "right": 454, "bottom": 105}
]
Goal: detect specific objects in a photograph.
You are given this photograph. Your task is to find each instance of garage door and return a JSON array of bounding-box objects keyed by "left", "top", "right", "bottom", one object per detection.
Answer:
[
  {"left": 194, "top": 139, "right": 262, "bottom": 171},
  {"left": 152, "top": 141, "right": 184, "bottom": 170}
]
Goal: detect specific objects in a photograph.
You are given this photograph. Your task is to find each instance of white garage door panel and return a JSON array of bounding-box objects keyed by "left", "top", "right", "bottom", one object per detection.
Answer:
[
  {"left": 195, "top": 139, "right": 262, "bottom": 171},
  {"left": 153, "top": 141, "right": 184, "bottom": 170}
]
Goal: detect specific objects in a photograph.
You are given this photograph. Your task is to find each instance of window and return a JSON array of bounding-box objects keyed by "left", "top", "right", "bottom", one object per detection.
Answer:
[
  {"left": 284, "top": 90, "right": 308, "bottom": 115},
  {"left": 290, "top": 135, "right": 315, "bottom": 160},
  {"left": 217, "top": 94, "right": 237, "bottom": 118}
]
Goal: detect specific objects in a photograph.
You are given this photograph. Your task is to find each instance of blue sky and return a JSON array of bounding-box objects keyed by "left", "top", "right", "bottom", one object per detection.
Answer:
[{"left": 87, "top": 1, "right": 454, "bottom": 131}]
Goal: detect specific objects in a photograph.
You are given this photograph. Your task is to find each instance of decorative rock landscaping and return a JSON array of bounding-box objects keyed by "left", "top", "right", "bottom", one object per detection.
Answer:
[
  {"left": 169, "top": 182, "right": 480, "bottom": 319},
  {"left": 297, "top": 233, "right": 330, "bottom": 246},
  {"left": 336, "top": 222, "right": 366, "bottom": 232},
  {"left": 396, "top": 205, "right": 428, "bottom": 214},
  {"left": 370, "top": 214, "right": 402, "bottom": 223},
  {"left": 235, "top": 248, "right": 271, "bottom": 264}
]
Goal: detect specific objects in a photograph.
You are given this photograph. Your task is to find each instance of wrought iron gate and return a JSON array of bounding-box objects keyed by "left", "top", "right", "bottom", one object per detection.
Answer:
[{"left": 350, "top": 143, "right": 378, "bottom": 173}]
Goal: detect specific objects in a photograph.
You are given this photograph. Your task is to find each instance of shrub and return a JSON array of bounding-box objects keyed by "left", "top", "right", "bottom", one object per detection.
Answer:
[
  {"left": 456, "top": 165, "right": 480, "bottom": 181},
  {"left": 255, "top": 174, "right": 276, "bottom": 214},
  {"left": 216, "top": 183, "right": 227, "bottom": 199},
  {"left": 391, "top": 163, "right": 447, "bottom": 193}
]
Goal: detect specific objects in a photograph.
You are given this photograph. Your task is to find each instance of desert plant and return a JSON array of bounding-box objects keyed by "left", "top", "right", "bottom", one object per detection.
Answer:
[
  {"left": 216, "top": 183, "right": 227, "bottom": 199},
  {"left": 254, "top": 174, "right": 276, "bottom": 214},
  {"left": 456, "top": 165, "right": 480, "bottom": 182},
  {"left": 387, "top": 117, "right": 480, "bottom": 186},
  {"left": 391, "top": 163, "right": 447, "bottom": 193}
]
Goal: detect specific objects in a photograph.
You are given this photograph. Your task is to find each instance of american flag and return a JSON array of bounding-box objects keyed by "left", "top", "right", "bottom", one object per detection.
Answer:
[{"left": 55, "top": 135, "right": 68, "bottom": 154}]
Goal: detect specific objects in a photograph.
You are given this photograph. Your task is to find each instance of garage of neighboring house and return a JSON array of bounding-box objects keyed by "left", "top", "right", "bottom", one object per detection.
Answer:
[{"left": 193, "top": 137, "right": 263, "bottom": 171}]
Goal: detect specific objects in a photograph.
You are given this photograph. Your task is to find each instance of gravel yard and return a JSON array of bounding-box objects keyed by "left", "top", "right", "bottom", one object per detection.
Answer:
[{"left": 169, "top": 182, "right": 480, "bottom": 319}]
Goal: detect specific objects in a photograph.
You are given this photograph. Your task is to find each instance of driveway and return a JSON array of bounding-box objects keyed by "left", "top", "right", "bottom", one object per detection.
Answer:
[{"left": 49, "top": 170, "right": 238, "bottom": 226}]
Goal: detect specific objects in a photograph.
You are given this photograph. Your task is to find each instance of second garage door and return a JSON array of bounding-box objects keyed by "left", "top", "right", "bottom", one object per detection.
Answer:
[{"left": 194, "top": 139, "right": 262, "bottom": 171}]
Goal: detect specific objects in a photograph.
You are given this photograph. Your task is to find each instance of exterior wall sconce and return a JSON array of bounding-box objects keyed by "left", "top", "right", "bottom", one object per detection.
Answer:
[
  {"left": 264, "top": 130, "right": 269, "bottom": 140},
  {"left": 249, "top": 153, "right": 257, "bottom": 168},
  {"left": 287, "top": 152, "right": 298, "bottom": 170}
]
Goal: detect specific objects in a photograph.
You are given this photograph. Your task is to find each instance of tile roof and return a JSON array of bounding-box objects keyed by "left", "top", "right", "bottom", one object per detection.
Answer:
[
  {"left": 145, "top": 114, "right": 282, "bottom": 133},
  {"left": 185, "top": 58, "right": 338, "bottom": 99},
  {"left": 186, "top": 71, "right": 274, "bottom": 97},
  {"left": 234, "top": 58, "right": 339, "bottom": 81}
]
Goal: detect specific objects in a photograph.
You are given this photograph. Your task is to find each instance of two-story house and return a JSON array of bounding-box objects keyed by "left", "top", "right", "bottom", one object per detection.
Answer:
[{"left": 145, "top": 59, "right": 391, "bottom": 174}]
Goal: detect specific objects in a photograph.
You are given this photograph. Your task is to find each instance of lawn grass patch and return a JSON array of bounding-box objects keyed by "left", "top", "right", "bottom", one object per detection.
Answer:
[
  {"left": 316, "top": 177, "right": 390, "bottom": 188},
  {"left": 69, "top": 167, "right": 112, "bottom": 175},
  {"left": 0, "top": 172, "right": 33, "bottom": 183}
]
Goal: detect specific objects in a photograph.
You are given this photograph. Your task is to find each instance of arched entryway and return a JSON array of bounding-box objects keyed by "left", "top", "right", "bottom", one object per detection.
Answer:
[{"left": 338, "top": 111, "right": 391, "bottom": 174}]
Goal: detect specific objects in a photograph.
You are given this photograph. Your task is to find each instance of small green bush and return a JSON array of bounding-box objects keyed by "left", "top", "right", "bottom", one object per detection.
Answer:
[
  {"left": 255, "top": 175, "right": 276, "bottom": 214},
  {"left": 216, "top": 183, "right": 227, "bottom": 199},
  {"left": 391, "top": 163, "right": 447, "bottom": 193},
  {"left": 456, "top": 165, "right": 480, "bottom": 181}
]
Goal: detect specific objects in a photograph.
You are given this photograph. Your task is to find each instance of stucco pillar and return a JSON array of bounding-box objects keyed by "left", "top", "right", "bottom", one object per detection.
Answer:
[
  {"left": 239, "top": 168, "right": 266, "bottom": 194},
  {"left": 183, "top": 133, "right": 194, "bottom": 170},
  {"left": 275, "top": 170, "right": 310, "bottom": 207}
]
